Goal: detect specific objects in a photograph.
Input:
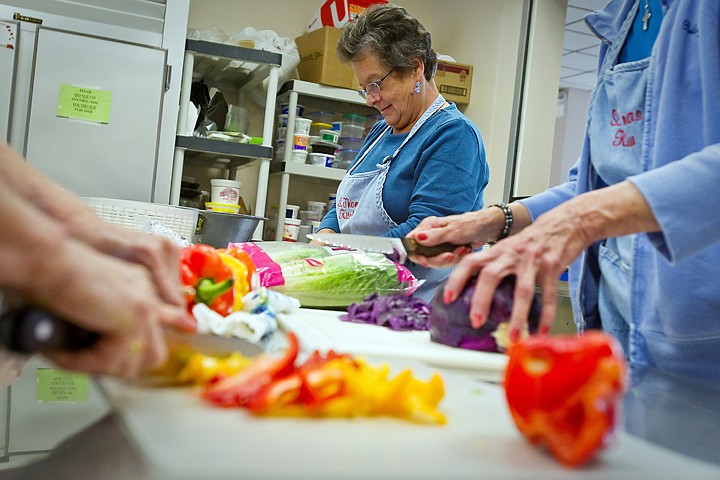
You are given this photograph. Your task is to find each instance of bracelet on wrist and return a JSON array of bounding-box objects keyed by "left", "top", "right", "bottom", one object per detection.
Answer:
[{"left": 489, "top": 203, "right": 513, "bottom": 241}]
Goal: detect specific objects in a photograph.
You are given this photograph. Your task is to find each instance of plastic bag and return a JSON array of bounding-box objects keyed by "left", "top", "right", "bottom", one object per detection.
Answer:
[
  {"left": 228, "top": 27, "right": 300, "bottom": 107},
  {"left": 230, "top": 242, "right": 420, "bottom": 308}
]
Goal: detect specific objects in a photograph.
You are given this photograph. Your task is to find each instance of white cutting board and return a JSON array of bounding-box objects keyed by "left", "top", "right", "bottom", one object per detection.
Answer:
[
  {"left": 99, "top": 363, "right": 720, "bottom": 480},
  {"left": 278, "top": 308, "right": 508, "bottom": 380}
]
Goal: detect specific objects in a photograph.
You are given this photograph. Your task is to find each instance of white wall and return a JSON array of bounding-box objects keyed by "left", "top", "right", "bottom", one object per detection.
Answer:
[{"left": 550, "top": 87, "right": 591, "bottom": 186}]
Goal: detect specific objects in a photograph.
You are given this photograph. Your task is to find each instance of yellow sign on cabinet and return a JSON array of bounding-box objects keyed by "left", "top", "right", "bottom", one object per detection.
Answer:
[{"left": 57, "top": 83, "right": 112, "bottom": 124}]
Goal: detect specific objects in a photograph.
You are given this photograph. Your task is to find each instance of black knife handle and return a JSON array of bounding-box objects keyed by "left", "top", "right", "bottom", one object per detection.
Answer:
[
  {"left": 0, "top": 307, "right": 100, "bottom": 354},
  {"left": 401, "top": 238, "right": 471, "bottom": 258}
]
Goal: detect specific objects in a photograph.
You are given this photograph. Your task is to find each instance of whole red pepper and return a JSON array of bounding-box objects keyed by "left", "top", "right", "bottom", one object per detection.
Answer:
[
  {"left": 504, "top": 331, "right": 627, "bottom": 467},
  {"left": 180, "top": 244, "right": 234, "bottom": 316}
]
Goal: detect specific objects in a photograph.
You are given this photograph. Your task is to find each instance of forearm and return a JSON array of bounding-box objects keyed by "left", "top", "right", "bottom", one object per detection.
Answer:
[
  {"left": 0, "top": 175, "right": 70, "bottom": 296},
  {"left": 546, "top": 180, "right": 659, "bottom": 243},
  {"left": 0, "top": 143, "right": 102, "bottom": 240}
]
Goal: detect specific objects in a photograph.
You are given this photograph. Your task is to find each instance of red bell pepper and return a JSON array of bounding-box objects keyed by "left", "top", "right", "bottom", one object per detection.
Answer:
[
  {"left": 203, "top": 332, "right": 300, "bottom": 407},
  {"left": 180, "top": 244, "right": 234, "bottom": 316},
  {"left": 504, "top": 331, "right": 627, "bottom": 467}
]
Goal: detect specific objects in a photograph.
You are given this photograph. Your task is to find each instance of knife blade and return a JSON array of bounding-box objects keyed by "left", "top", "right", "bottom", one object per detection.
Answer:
[
  {"left": 307, "top": 232, "right": 467, "bottom": 264},
  {"left": 0, "top": 307, "right": 100, "bottom": 354}
]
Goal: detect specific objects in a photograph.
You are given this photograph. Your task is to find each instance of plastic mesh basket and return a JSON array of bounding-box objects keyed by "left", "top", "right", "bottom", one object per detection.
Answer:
[{"left": 83, "top": 197, "right": 198, "bottom": 239}]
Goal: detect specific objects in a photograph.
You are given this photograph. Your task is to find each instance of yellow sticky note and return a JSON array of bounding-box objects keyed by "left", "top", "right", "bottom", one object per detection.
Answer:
[
  {"left": 56, "top": 83, "right": 112, "bottom": 124},
  {"left": 36, "top": 368, "right": 89, "bottom": 404}
]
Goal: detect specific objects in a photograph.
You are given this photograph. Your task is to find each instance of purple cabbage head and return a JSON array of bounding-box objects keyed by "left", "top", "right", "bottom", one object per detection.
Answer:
[{"left": 429, "top": 275, "right": 541, "bottom": 352}]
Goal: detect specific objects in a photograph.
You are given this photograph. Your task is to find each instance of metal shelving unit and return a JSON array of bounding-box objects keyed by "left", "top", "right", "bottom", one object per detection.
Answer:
[
  {"left": 271, "top": 80, "right": 377, "bottom": 240},
  {"left": 172, "top": 39, "right": 282, "bottom": 238}
]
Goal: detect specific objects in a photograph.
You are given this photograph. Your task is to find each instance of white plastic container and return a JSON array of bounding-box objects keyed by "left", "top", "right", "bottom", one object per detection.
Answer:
[
  {"left": 308, "top": 152, "right": 335, "bottom": 168},
  {"left": 294, "top": 117, "right": 312, "bottom": 135},
  {"left": 210, "top": 179, "right": 241, "bottom": 205},
  {"left": 298, "top": 210, "right": 315, "bottom": 224},
  {"left": 292, "top": 134, "right": 310, "bottom": 151},
  {"left": 285, "top": 204, "right": 300, "bottom": 219},
  {"left": 290, "top": 149, "right": 308, "bottom": 163},
  {"left": 319, "top": 129, "right": 340, "bottom": 143},
  {"left": 307, "top": 200, "right": 326, "bottom": 219},
  {"left": 310, "top": 220, "right": 322, "bottom": 234},
  {"left": 297, "top": 224, "right": 312, "bottom": 243},
  {"left": 280, "top": 103, "right": 305, "bottom": 116},
  {"left": 282, "top": 218, "right": 302, "bottom": 242}
]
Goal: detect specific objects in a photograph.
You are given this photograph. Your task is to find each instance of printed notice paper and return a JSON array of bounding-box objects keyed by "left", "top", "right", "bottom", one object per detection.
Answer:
[
  {"left": 57, "top": 83, "right": 112, "bottom": 124},
  {"left": 36, "top": 368, "right": 90, "bottom": 403}
]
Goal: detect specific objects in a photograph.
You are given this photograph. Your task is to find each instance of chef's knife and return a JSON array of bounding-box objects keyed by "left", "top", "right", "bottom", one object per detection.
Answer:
[
  {"left": 307, "top": 232, "right": 468, "bottom": 264},
  {"left": 0, "top": 307, "right": 100, "bottom": 354},
  {"left": 0, "top": 306, "right": 269, "bottom": 359}
]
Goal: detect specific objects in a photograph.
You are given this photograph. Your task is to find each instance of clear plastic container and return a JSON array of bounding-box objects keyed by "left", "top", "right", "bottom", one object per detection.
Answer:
[
  {"left": 306, "top": 111, "right": 336, "bottom": 124},
  {"left": 336, "top": 148, "right": 360, "bottom": 169},
  {"left": 340, "top": 137, "right": 363, "bottom": 150},
  {"left": 307, "top": 201, "right": 326, "bottom": 218},
  {"left": 342, "top": 113, "right": 367, "bottom": 127},
  {"left": 340, "top": 124, "right": 364, "bottom": 139}
]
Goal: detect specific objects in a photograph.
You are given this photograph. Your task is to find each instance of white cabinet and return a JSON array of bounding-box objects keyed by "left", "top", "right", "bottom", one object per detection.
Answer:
[
  {"left": 172, "top": 39, "right": 281, "bottom": 239},
  {"left": 25, "top": 27, "right": 167, "bottom": 201},
  {"left": 270, "top": 80, "right": 376, "bottom": 241}
]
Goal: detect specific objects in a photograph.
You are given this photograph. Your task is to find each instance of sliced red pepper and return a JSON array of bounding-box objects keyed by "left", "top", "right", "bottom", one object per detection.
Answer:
[
  {"left": 203, "top": 332, "right": 300, "bottom": 407},
  {"left": 504, "top": 331, "right": 627, "bottom": 467},
  {"left": 180, "top": 244, "right": 234, "bottom": 316}
]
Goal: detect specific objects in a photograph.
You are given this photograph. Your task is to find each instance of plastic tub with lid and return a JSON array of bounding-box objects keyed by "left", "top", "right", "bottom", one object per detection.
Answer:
[
  {"left": 310, "top": 141, "right": 340, "bottom": 156},
  {"left": 306, "top": 111, "right": 336, "bottom": 125},
  {"left": 336, "top": 148, "right": 360, "bottom": 169},
  {"left": 310, "top": 122, "right": 333, "bottom": 136},
  {"left": 308, "top": 153, "right": 335, "bottom": 168},
  {"left": 340, "top": 124, "right": 364, "bottom": 139},
  {"left": 340, "top": 137, "right": 363, "bottom": 150},
  {"left": 342, "top": 113, "right": 367, "bottom": 127},
  {"left": 280, "top": 103, "right": 305, "bottom": 116}
]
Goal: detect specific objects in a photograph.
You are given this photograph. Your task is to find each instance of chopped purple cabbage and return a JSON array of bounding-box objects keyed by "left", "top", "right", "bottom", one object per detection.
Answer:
[{"left": 340, "top": 293, "right": 431, "bottom": 331}]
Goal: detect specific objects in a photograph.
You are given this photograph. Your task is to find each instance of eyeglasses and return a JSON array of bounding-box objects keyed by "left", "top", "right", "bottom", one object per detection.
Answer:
[{"left": 358, "top": 68, "right": 394, "bottom": 100}]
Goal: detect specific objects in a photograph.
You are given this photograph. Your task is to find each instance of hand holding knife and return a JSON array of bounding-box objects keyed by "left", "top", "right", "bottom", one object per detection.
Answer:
[
  {"left": 307, "top": 233, "right": 471, "bottom": 264},
  {"left": 0, "top": 307, "right": 99, "bottom": 354}
]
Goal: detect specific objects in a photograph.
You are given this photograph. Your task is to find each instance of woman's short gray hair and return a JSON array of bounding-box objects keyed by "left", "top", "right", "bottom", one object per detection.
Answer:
[{"left": 336, "top": 3, "right": 437, "bottom": 80}]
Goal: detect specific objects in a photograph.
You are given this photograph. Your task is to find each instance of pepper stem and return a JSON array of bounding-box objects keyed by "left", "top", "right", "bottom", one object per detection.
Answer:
[{"left": 195, "top": 277, "right": 234, "bottom": 305}]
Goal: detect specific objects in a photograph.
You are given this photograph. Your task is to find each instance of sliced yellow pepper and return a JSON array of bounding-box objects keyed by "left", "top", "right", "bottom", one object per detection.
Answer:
[
  {"left": 218, "top": 252, "right": 251, "bottom": 311},
  {"left": 177, "top": 351, "right": 251, "bottom": 385}
]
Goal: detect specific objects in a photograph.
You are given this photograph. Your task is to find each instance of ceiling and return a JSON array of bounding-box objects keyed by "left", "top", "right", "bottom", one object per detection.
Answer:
[{"left": 559, "top": 0, "right": 609, "bottom": 90}]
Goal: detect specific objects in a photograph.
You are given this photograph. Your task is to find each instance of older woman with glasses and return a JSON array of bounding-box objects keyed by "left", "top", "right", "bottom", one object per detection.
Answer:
[{"left": 315, "top": 3, "right": 489, "bottom": 302}]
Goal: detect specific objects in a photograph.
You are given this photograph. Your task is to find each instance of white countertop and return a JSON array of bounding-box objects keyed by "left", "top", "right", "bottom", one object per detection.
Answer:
[{"left": 3, "top": 308, "right": 720, "bottom": 479}]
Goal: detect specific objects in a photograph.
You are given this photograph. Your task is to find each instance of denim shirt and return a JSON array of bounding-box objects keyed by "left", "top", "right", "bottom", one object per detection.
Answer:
[{"left": 520, "top": 0, "right": 720, "bottom": 380}]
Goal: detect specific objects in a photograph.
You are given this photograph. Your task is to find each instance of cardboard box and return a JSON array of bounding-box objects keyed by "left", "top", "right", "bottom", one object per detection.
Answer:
[
  {"left": 307, "top": 0, "right": 387, "bottom": 32},
  {"left": 295, "top": 26, "right": 357, "bottom": 90},
  {"left": 435, "top": 60, "right": 473, "bottom": 104}
]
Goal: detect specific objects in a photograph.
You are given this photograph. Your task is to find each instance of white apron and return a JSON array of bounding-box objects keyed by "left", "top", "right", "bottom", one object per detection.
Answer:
[{"left": 335, "top": 95, "right": 449, "bottom": 302}]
